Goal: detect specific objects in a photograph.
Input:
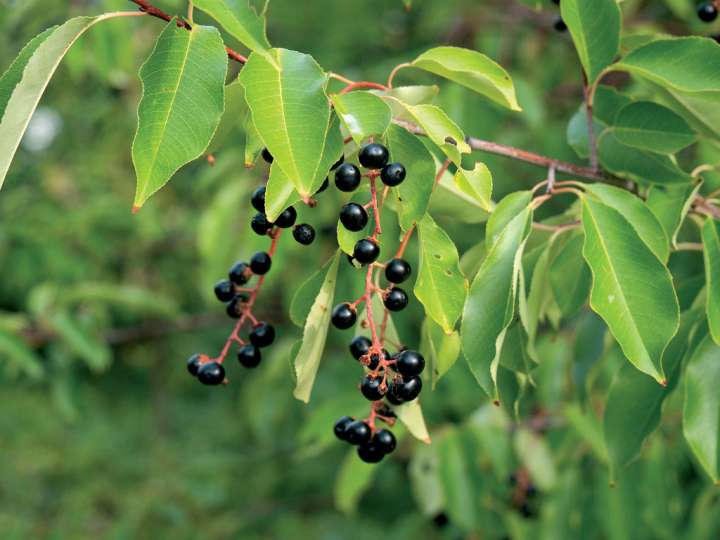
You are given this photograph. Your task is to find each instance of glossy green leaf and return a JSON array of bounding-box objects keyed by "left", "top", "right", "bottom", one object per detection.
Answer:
[
  {"left": 597, "top": 129, "right": 692, "bottom": 185},
  {"left": 561, "top": 0, "right": 621, "bottom": 84},
  {"left": 0, "top": 15, "right": 129, "bottom": 191},
  {"left": 462, "top": 206, "right": 533, "bottom": 399},
  {"left": 415, "top": 214, "right": 466, "bottom": 334},
  {"left": 374, "top": 85, "right": 439, "bottom": 106},
  {"left": 683, "top": 334, "right": 720, "bottom": 482},
  {"left": 453, "top": 164, "right": 493, "bottom": 212},
  {"left": 646, "top": 183, "right": 702, "bottom": 246},
  {"left": 431, "top": 169, "right": 492, "bottom": 224},
  {"left": 292, "top": 251, "right": 341, "bottom": 403},
  {"left": 605, "top": 309, "right": 701, "bottom": 470},
  {"left": 335, "top": 449, "right": 381, "bottom": 513},
  {"left": 386, "top": 124, "right": 435, "bottom": 230},
  {"left": 411, "top": 46, "right": 521, "bottom": 111},
  {"left": 581, "top": 197, "right": 679, "bottom": 382},
  {"left": 584, "top": 183, "right": 670, "bottom": 262},
  {"left": 395, "top": 399, "right": 431, "bottom": 443},
  {"left": 702, "top": 218, "right": 720, "bottom": 345},
  {"left": 239, "top": 48, "right": 336, "bottom": 198},
  {"left": 192, "top": 0, "right": 271, "bottom": 56},
  {"left": 549, "top": 232, "right": 592, "bottom": 317},
  {"left": 613, "top": 37, "right": 720, "bottom": 95},
  {"left": 132, "top": 22, "right": 227, "bottom": 208},
  {"left": 264, "top": 161, "right": 301, "bottom": 222},
  {"left": 209, "top": 79, "right": 246, "bottom": 153},
  {"left": 613, "top": 101, "right": 697, "bottom": 154},
  {"left": 289, "top": 254, "right": 339, "bottom": 327},
  {"left": 421, "top": 317, "right": 461, "bottom": 388},
  {"left": 485, "top": 190, "right": 532, "bottom": 249},
  {"left": 331, "top": 91, "right": 391, "bottom": 144},
  {"left": 0, "top": 329, "right": 44, "bottom": 380}
]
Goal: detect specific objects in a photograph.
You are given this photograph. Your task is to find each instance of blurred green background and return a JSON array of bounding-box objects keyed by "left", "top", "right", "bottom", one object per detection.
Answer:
[{"left": 2, "top": 0, "right": 720, "bottom": 538}]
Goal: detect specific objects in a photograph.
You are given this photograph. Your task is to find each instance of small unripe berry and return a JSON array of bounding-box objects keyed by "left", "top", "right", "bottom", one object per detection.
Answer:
[
  {"left": 214, "top": 279, "right": 235, "bottom": 302},
  {"left": 395, "top": 350, "right": 425, "bottom": 377},
  {"left": 250, "top": 252, "right": 272, "bottom": 275},
  {"left": 197, "top": 361, "right": 225, "bottom": 385},
  {"left": 237, "top": 344, "right": 262, "bottom": 368},
  {"left": 349, "top": 336, "right": 372, "bottom": 360},
  {"left": 359, "top": 143, "right": 390, "bottom": 169},
  {"left": 339, "top": 203, "right": 369, "bottom": 232},
  {"left": 353, "top": 238, "right": 380, "bottom": 265},
  {"left": 251, "top": 186, "right": 266, "bottom": 213},
  {"left": 331, "top": 303, "right": 357, "bottom": 329},
  {"left": 293, "top": 223, "right": 316, "bottom": 245},
  {"left": 384, "top": 287, "right": 408, "bottom": 312},
  {"left": 334, "top": 163, "right": 362, "bottom": 192},
  {"left": 385, "top": 258, "right": 411, "bottom": 284},
  {"left": 274, "top": 206, "right": 297, "bottom": 228},
  {"left": 229, "top": 262, "right": 250, "bottom": 285},
  {"left": 249, "top": 322, "right": 275, "bottom": 348},
  {"left": 380, "top": 163, "right": 406, "bottom": 186}
]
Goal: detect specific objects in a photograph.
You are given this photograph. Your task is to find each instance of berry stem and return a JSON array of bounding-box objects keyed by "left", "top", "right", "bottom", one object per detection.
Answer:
[
  {"left": 339, "top": 81, "right": 388, "bottom": 95},
  {"left": 368, "top": 175, "right": 383, "bottom": 238}
]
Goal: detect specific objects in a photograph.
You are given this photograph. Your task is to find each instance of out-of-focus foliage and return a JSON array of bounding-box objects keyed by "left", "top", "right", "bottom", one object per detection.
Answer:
[{"left": 3, "top": 1, "right": 720, "bottom": 539}]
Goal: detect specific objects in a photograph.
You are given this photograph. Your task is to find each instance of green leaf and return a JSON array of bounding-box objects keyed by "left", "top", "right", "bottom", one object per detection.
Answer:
[
  {"left": 597, "top": 129, "right": 693, "bottom": 185},
  {"left": 0, "top": 328, "right": 44, "bottom": 380},
  {"left": 461, "top": 206, "right": 533, "bottom": 399},
  {"left": 613, "top": 37, "right": 720, "bottom": 95},
  {"left": 386, "top": 124, "right": 435, "bottom": 230},
  {"left": 560, "top": 0, "right": 621, "bottom": 84},
  {"left": 289, "top": 254, "right": 338, "bottom": 327},
  {"left": 646, "top": 183, "right": 702, "bottom": 246},
  {"left": 613, "top": 101, "right": 697, "bottom": 154},
  {"left": 209, "top": 79, "right": 247, "bottom": 153},
  {"left": 192, "top": 0, "right": 271, "bottom": 56},
  {"left": 605, "top": 309, "right": 701, "bottom": 471},
  {"left": 549, "top": 232, "right": 591, "bottom": 317},
  {"left": 453, "top": 164, "right": 493, "bottom": 212},
  {"left": 132, "top": 21, "right": 228, "bottom": 208},
  {"left": 581, "top": 197, "right": 680, "bottom": 382},
  {"left": 421, "top": 317, "right": 461, "bottom": 388},
  {"left": 683, "top": 334, "right": 720, "bottom": 482},
  {"left": 411, "top": 46, "right": 521, "bottom": 111},
  {"left": 239, "top": 48, "right": 337, "bottom": 198},
  {"left": 335, "top": 449, "right": 381, "bottom": 514},
  {"left": 265, "top": 161, "right": 300, "bottom": 222},
  {"left": 292, "top": 251, "right": 341, "bottom": 403},
  {"left": 584, "top": 183, "right": 670, "bottom": 263},
  {"left": 395, "top": 400, "right": 432, "bottom": 443},
  {"left": 514, "top": 428, "right": 557, "bottom": 490},
  {"left": 485, "top": 190, "right": 532, "bottom": 249},
  {"left": 415, "top": 214, "right": 467, "bottom": 334},
  {"left": 0, "top": 15, "right": 128, "bottom": 191},
  {"left": 408, "top": 443, "right": 445, "bottom": 517},
  {"left": 374, "top": 85, "right": 439, "bottom": 106},
  {"left": 702, "top": 218, "right": 720, "bottom": 345},
  {"left": 243, "top": 111, "right": 264, "bottom": 166},
  {"left": 330, "top": 91, "right": 391, "bottom": 145}
]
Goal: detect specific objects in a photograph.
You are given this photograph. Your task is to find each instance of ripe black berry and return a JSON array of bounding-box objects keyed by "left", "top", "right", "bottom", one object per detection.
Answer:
[
  {"left": 553, "top": 16, "right": 567, "bottom": 32},
  {"left": 366, "top": 352, "right": 381, "bottom": 370},
  {"left": 251, "top": 213, "right": 273, "bottom": 235},
  {"left": 357, "top": 442, "right": 385, "bottom": 463},
  {"left": 380, "top": 163, "right": 406, "bottom": 186},
  {"left": 349, "top": 336, "right": 372, "bottom": 360},
  {"left": 339, "top": 203, "right": 368, "bottom": 232},
  {"left": 385, "top": 258, "right": 411, "bottom": 284},
  {"left": 699, "top": 2, "right": 719, "bottom": 22},
  {"left": 334, "top": 416, "right": 354, "bottom": 441},
  {"left": 331, "top": 155, "right": 345, "bottom": 170},
  {"left": 249, "top": 322, "right": 275, "bottom": 348},
  {"left": 229, "top": 262, "right": 250, "bottom": 285},
  {"left": 386, "top": 382, "right": 405, "bottom": 405},
  {"left": 353, "top": 238, "right": 380, "bottom": 265},
  {"left": 331, "top": 303, "right": 357, "bottom": 329},
  {"left": 395, "top": 350, "right": 425, "bottom": 377},
  {"left": 374, "top": 429, "right": 397, "bottom": 454},
  {"left": 359, "top": 143, "right": 389, "bottom": 169},
  {"left": 187, "top": 354, "right": 202, "bottom": 376},
  {"left": 335, "top": 163, "right": 362, "bottom": 192},
  {"left": 197, "top": 361, "right": 225, "bottom": 385},
  {"left": 398, "top": 375, "right": 423, "bottom": 401},
  {"left": 361, "top": 374, "right": 387, "bottom": 401},
  {"left": 225, "top": 296, "right": 245, "bottom": 318},
  {"left": 214, "top": 279, "right": 235, "bottom": 302},
  {"left": 315, "top": 177, "right": 330, "bottom": 194},
  {"left": 293, "top": 223, "right": 315, "bottom": 245},
  {"left": 250, "top": 252, "right": 272, "bottom": 275},
  {"left": 274, "top": 206, "right": 297, "bottom": 228},
  {"left": 261, "top": 148, "right": 273, "bottom": 163},
  {"left": 237, "top": 344, "right": 262, "bottom": 368},
  {"left": 384, "top": 287, "right": 408, "bottom": 312},
  {"left": 251, "top": 186, "right": 266, "bottom": 213},
  {"left": 345, "top": 420, "right": 372, "bottom": 445}
]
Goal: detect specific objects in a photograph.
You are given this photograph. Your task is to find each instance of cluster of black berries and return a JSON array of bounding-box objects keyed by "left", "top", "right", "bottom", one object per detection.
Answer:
[
  {"left": 333, "top": 410, "right": 397, "bottom": 463},
  {"left": 698, "top": 2, "right": 718, "bottom": 22},
  {"left": 250, "top": 149, "right": 316, "bottom": 245},
  {"left": 335, "top": 143, "right": 406, "bottom": 266},
  {"left": 331, "top": 257, "right": 412, "bottom": 330}
]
